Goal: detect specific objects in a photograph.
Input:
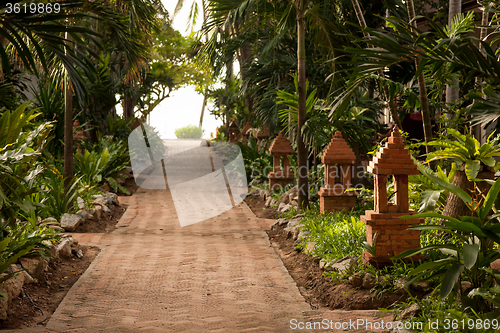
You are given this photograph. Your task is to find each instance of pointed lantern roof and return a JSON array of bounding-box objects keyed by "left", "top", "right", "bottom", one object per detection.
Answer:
[
  {"left": 269, "top": 133, "right": 294, "bottom": 155},
  {"left": 257, "top": 126, "right": 270, "bottom": 139},
  {"left": 367, "top": 125, "right": 419, "bottom": 175},
  {"left": 321, "top": 131, "right": 356, "bottom": 164},
  {"left": 242, "top": 121, "right": 252, "bottom": 136},
  {"left": 229, "top": 119, "right": 239, "bottom": 132}
]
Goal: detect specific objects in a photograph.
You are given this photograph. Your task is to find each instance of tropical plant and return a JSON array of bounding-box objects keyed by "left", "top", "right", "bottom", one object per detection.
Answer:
[
  {"left": 425, "top": 129, "right": 500, "bottom": 218},
  {"left": 0, "top": 104, "right": 52, "bottom": 228},
  {"left": 0, "top": 221, "right": 60, "bottom": 301},
  {"left": 40, "top": 168, "right": 82, "bottom": 220},
  {"left": 394, "top": 173, "right": 500, "bottom": 315}
]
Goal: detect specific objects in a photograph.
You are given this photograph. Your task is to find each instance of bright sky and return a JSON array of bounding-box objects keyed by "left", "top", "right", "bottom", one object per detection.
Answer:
[
  {"left": 116, "top": 1, "right": 222, "bottom": 139},
  {"left": 151, "top": 0, "right": 221, "bottom": 139}
]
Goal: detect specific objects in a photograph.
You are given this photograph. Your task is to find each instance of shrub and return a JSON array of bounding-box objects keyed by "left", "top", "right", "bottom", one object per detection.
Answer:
[
  {"left": 297, "top": 207, "right": 366, "bottom": 260},
  {"left": 174, "top": 125, "right": 203, "bottom": 139}
]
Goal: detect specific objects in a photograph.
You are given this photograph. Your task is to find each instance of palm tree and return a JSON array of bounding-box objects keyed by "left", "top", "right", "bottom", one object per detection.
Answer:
[{"left": 445, "top": 0, "right": 462, "bottom": 112}]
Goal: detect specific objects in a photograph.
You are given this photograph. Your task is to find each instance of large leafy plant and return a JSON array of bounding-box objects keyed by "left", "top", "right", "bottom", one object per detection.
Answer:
[
  {"left": 425, "top": 129, "right": 500, "bottom": 181},
  {"left": 394, "top": 170, "right": 500, "bottom": 315},
  {"left": 0, "top": 104, "right": 51, "bottom": 228}
]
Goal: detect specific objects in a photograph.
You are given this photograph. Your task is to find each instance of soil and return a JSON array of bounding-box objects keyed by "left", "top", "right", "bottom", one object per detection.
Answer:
[
  {"left": 116, "top": 176, "right": 139, "bottom": 197},
  {"left": 244, "top": 194, "right": 279, "bottom": 219},
  {"left": 0, "top": 245, "right": 100, "bottom": 330},
  {"left": 245, "top": 194, "right": 424, "bottom": 311}
]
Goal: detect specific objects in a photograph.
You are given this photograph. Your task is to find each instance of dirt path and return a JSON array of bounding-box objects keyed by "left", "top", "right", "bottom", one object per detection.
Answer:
[
  {"left": 37, "top": 187, "right": 312, "bottom": 332},
  {"left": 7, "top": 188, "right": 394, "bottom": 332}
]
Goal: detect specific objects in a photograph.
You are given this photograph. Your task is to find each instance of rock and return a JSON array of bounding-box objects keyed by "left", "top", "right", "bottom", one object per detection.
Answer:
[
  {"left": 297, "top": 231, "right": 309, "bottom": 241},
  {"left": 395, "top": 278, "right": 409, "bottom": 290},
  {"left": 62, "top": 234, "right": 78, "bottom": 247},
  {"left": 277, "top": 218, "right": 289, "bottom": 226},
  {"left": 19, "top": 257, "right": 47, "bottom": 279},
  {"left": 87, "top": 213, "right": 95, "bottom": 220},
  {"left": 292, "top": 213, "right": 305, "bottom": 219},
  {"left": 331, "top": 257, "right": 356, "bottom": 274},
  {"left": 287, "top": 219, "right": 302, "bottom": 228},
  {"left": 37, "top": 216, "right": 42, "bottom": 225},
  {"left": 265, "top": 196, "right": 273, "bottom": 207},
  {"left": 48, "top": 225, "right": 65, "bottom": 231},
  {"left": 103, "top": 195, "right": 113, "bottom": 205},
  {"left": 319, "top": 258, "right": 335, "bottom": 270},
  {"left": 92, "top": 195, "right": 108, "bottom": 207},
  {"left": 290, "top": 200, "right": 298, "bottom": 207},
  {"left": 101, "top": 204, "right": 111, "bottom": 213},
  {"left": 250, "top": 179, "right": 260, "bottom": 187},
  {"left": 60, "top": 213, "right": 83, "bottom": 231},
  {"left": 94, "top": 205, "right": 103, "bottom": 219},
  {"left": 76, "top": 210, "right": 89, "bottom": 220},
  {"left": 0, "top": 267, "right": 24, "bottom": 321},
  {"left": 270, "top": 199, "right": 277, "bottom": 206},
  {"left": 41, "top": 217, "right": 58, "bottom": 225},
  {"left": 106, "top": 192, "right": 119, "bottom": 206},
  {"left": 277, "top": 186, "right": 297, "bottom": 206},
  {"left": 304, "top": 242, "right": 316, "bottom": 255},
  {"left": 248, "top": 189, "right": 260, "bottom": 196},
  {"left": 42, "top": 240, "right": 57, "bottom": 257},
  {"left": 279, "top": 204, "right": 292, "bottom": 213},
  {"left": 21, "top": 271, "right": 34, "bottom": 284},
  {"left": 413, "top": 281, "right": 429, "bottom": 291},
  {"left": 349, "top": 272, "right": 363, "bottom": 287},
  {"left": 77, "top": 197, "right": 86, "bottom": 210},
  {"left": 491, "top": 259, "right": 500, "bottom": 270},
  {"left": 259, "top": 189, "right": 267, "bottom": 200},
  {"left": 378, "top": 275, "right": 391, "bottom": 288},
  {"left": 75, "top": 249, "right": 84, "bottom": 259},
  {"left": 397, "top": 303, "right": 420, "bottom": 321},
  {"left": 362, "top": 273, "right": 376, "bottom": 289},
  {"left": 461, "top": 281, "right": 473, "bottom": 293},
  {"left": 56, "top": 239, "right": 72, "bottom": 259},
  {"left": 284, "top": 226, "right": 300, "bottom": 240},
  {"left": 0, "top": 265, "right": 24, "bottom": 300}
]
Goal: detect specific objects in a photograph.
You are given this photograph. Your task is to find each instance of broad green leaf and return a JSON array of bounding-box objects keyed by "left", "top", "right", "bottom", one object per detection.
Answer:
[
  {"left": 410, "top": 258, "right": 453, "bottom": 275},
  {"left": 479, "top": 177, "right": 500, "bottom": 221},
  {"left": 443, "top": 221, "right": 486, "bottom": 237},
  {"left": 463, "top": 243, "right": 479, "bottom": 269},
  {"left": 401, "top": 212, "right": 462, "bottom": 225},
  {"left": 416, "top": 164, "right": 472, "bottom": 205},
  {"left": 465, "top": 159, "right": 481, "bottom": 180},
  {"left": 440, "top": 263, "right": 464, "bottom": 299}
]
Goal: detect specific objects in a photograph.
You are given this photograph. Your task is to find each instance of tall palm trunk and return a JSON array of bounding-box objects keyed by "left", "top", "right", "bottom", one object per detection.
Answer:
[
  {"left": 225, "top": 60, "right": 233, "bottom": 140},
  {"left": 472, "top": 2, "right": 491, "bottom": 142},
  {"left": 407, "top": 0, "right": 433, "bottom": 153},
  {"left": 445, "top": 0, "right": 462, "bottom": 114},
  {"left": 63, "top": 32, "right": 74, "bottom": 190},
  {"left": 199, "top": 0, "right": 208, "bottom": 128},
  {"left": 350, "top": 0, "right": 401, "bottom": 129},
  {"left": 297, "top": 6, "right": 308, "bottom": 210}
]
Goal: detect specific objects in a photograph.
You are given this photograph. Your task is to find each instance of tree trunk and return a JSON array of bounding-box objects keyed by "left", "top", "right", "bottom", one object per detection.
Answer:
[
  {"left": 63, "top": 32, "right": 74, "bottom": 191},
  {"left": 297, "top": 9, "right": 309, "bottom": 210},
  {"left": 445, "top": 0, "right": 462, "bottom": 115},
  {"left": 442, "top": 169, "right": 494, "bottom": 219},
  {"left": 472, "top": 2, "right": 491, "bottom": 142},
  {"left": 199, "top": 94, "right": 207, "bottom": 128},
  {"left": 123, "top": 95, "right": 135, "bottom": 119},
  {"left": 407, "top": 0, "right": 433, "bottom": 153},
  {"left": 225, "top": 60, "right": 233, "bottom": 140}
]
